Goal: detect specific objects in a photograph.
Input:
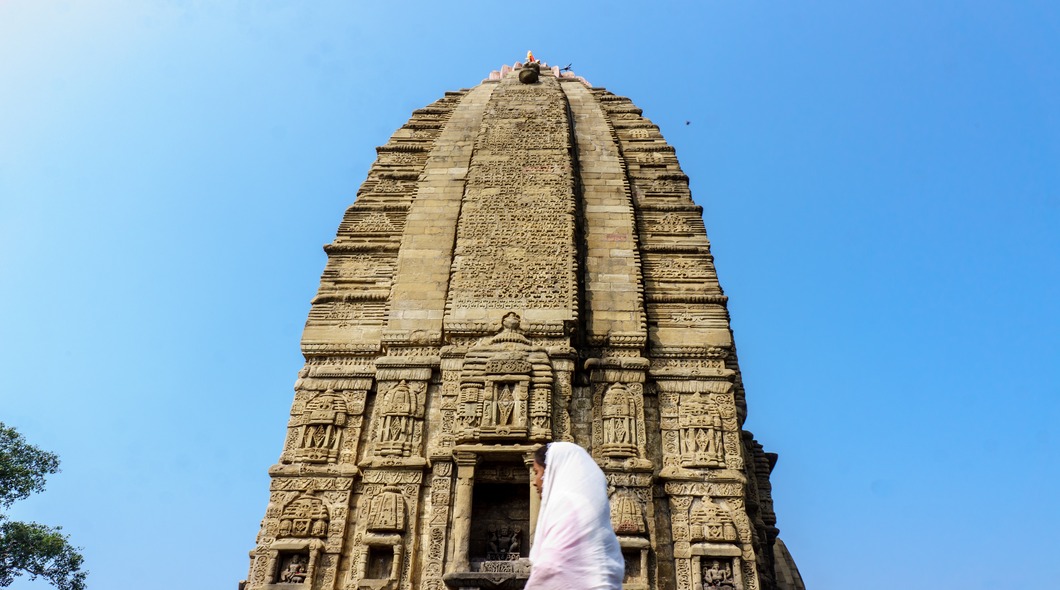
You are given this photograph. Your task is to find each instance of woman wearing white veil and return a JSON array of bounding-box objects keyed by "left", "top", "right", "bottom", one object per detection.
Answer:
[{"left": 527, "top": 442, "right": 624, "bottom": 590}]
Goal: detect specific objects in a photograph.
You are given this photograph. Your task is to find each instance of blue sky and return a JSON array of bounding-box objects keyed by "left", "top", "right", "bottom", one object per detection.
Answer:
[{"left": 1, "top": 2, "right": 1057, "bottom": 589}]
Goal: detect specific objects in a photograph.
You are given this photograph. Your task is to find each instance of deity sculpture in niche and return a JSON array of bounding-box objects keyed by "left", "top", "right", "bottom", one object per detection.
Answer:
[
  {"left": 702, "top": 560, "right": 736, "bottom": 590},
  {"left": 486, "top": 526, "right": 522, "bottom": 560},
  {"left": 375, "top": 380, "right": 421, "bottom": 457},
  {"left": 279, "top": 554, "right": 308, "bottom": 583},
  {"left": 367, "top": 486, "right": 407, "bottom": 532},
  {"left": 601, "top": 383, "right": 638, "bottom": 458},
  {"left": 279, "top": 496, "right": 329, "bottom": 539},
  {"left": 679, "top": 391, "right": 725, "bottom": 468},
  {"left": 296, "top": 389, "right": 347, "bottom": 463},
  {"left": 457, "top": 312, "right": 553, "bottom": 442}
]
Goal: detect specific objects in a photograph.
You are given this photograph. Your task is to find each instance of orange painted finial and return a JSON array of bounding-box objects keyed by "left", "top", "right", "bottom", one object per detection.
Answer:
[{"left": 526, "top": 50, "right": 536, "bottom": 63}]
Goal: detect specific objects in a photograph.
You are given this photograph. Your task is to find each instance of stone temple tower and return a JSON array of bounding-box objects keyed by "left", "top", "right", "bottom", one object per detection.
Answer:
[{"left": 245, "top": 59, "right": 804, "bottom": 590}]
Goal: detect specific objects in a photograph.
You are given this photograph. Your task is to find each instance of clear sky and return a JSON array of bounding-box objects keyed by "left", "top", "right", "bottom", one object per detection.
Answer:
[{"left": 1, "top": 2, "right": 1057, "bottom": 589}]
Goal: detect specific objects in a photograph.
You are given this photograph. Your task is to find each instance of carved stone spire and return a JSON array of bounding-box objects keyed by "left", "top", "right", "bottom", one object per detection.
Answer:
[{"left": 244, "top": 60, "right": 802, "bottom": 590}]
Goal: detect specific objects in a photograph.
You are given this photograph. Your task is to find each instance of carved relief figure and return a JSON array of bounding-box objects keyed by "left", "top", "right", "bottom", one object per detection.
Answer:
[
  {"left": 601, "top": 383, "right": 637, "bottom": 458},
  {"left": 486, "top": 526, "right": 522, "bottom": 560},
  {"left": 481, "top": 385, "right": 495, "bottom": 427},
  {"left": 280, "top": 555, "right": 308, "bottom": 583},
  {"left": 702, "top": 560, "right": 735, "bottom": 590},
  {"left": 679, "top": 392, "right": 725, "bottom": 468}
]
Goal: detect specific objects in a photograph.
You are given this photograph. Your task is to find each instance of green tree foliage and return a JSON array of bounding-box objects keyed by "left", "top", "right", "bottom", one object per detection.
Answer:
[{"left": 0, "top": 423, "right": 86, "bottom": 590}]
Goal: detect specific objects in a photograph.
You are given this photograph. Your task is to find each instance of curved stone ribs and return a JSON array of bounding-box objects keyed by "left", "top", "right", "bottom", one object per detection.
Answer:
[{"left": 303, "top": 89, "right": 472, "bottom": 356}]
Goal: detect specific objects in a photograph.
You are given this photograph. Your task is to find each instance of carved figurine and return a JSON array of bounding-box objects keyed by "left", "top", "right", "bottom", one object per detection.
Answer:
[
  {"left": 487, "top": 526, "right": 500, "bottom": 555},
  {"left": 280, "top": 555, "right": 308, "bottom": 583},
  {"left": 486, "top": 526, "right": 522, "bottom": 560},
  {"left": 702, "top": 560, "right": 734, "bottom": 590},
  {"left": 508, "top": 528, "right": 521, "bottom": 554},
  {"left": 680, "top": 393, "right": 725, "bottom": 467}
]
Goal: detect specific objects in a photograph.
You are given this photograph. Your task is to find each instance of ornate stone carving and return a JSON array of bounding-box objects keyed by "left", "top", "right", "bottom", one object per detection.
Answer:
[
  {"left": 456, "top": 313, "right": 553, "bottom": 442},
  {"left": 679, "top": 392, "right": 725, "bottom": 468},
  {"left": 368, "top": 486, "right": 408, "bottom": 532},
  {"left": 294, "top": 389, "right": 347, "bottom": 463},
  {"left": 278, "top": 495, "right": 329, "bottom": 539},
  {"left": 486, "top": 526, "right": 522, "bottom": 560},
  {"left": 278, "top": 554, "right": 309, "bottom": 583},
  {"left": 610, "top": 490, "right": 646, "bottom": 535},
  {"left": 651, "top": 211, "right": 694, "bottom": 234},
  {"left": 690, "top": 499, "right": 737, "bottom": 543},
  {"left": 446, "top": 74, "right": 576, "bottom": 315},
  {"left": 374, "top": 380, "right": 425, "bottom": 457},
  {"left": 424, "top": 461, "right": 453, "bottom": 590},
  {"left": 601, "top": 383, "right": 638, "bottom": 458},
  {"left": 702, "top": 559, "right": 737, "bottom": 590}
]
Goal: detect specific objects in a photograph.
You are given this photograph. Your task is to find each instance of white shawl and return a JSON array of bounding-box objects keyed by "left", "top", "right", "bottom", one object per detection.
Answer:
[{"left": 526, "top": 442, "right": 624, "bottom": 590}]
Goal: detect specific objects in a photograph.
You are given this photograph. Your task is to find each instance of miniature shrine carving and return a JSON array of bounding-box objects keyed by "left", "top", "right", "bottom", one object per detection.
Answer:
[{"left": 279, "top": 496, "right": 329, "bottom": 539}]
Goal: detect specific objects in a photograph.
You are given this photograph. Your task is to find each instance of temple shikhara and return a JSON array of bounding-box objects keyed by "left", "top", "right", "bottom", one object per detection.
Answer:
[{"left": 244, "top": 58, "right": 803, "bottom": 590}]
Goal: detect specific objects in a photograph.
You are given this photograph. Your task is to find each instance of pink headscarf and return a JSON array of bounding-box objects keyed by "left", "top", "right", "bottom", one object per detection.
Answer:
[{"left": 526, "top": 442, "right": 624, "bottom": 590}]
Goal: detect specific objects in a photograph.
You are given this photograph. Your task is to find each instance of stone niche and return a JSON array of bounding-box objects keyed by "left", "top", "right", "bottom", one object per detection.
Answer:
[
  {"left": 693, "top": 556, "right": 741, "bottom": 590},
  {"left": 456, "top": 313, "right": 553, "bottom": 443},
  {"left": 470, "top": 461, "right": 529, "bottom": 569},
  {"left": 275, "top": 551, "right": 310, "bottom": 585},
  {"left": 263, "top": 539, "right": 324, "bottom": 589},
  {"left": 443, "top": 454, "right": 534, "bottom": 590},
  {"left": 364, "top": 543, "right": 399, "bottom": 582}
]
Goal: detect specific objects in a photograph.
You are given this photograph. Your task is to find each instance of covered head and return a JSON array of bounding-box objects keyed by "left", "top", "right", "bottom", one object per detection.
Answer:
[{"left": 526, "top": 442, "right": 623, "bottom": 590}]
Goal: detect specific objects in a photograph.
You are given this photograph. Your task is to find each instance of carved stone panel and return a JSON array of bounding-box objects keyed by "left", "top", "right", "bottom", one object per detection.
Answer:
[
  {"left": 678, "top": 391, "right": 725, "bottom": 468},
  {"left": 295, "top": 389, "right": 347, "bottom": 464},
  {"left": 373, "top": 379, "right": 427, "bottom": 459},
  {"left": 601, "top": 383, "right": 639, "bottom": 458},
  {"left": 278, "top": 495, "right": 330, "bottom": 539},
  {"left": 367, "top": 486, "right": 407, "bottom": 532},
  {"left": 456, "top": 313, "right": 553, "bottom": 443}
]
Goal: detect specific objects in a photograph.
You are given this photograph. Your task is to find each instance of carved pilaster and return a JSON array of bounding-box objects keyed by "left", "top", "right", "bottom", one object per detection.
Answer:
[
  {"left": 423, "top": 461, "right": 454, "bottom": 590},
  {"left": 449, "top": 452, "right": 478, "bottom": 573}
]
